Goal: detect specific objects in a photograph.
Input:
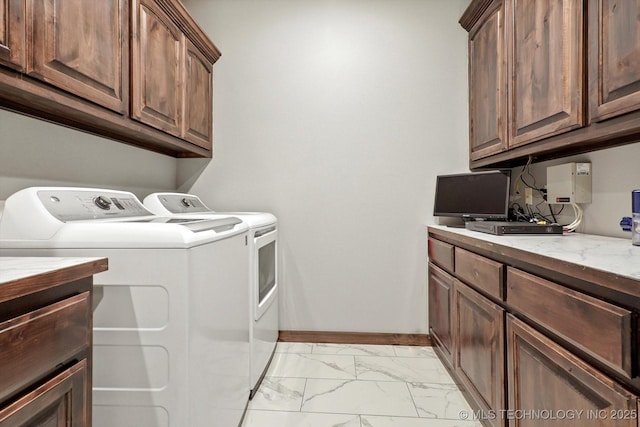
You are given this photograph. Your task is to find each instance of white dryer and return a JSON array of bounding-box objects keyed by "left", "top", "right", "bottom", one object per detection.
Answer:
[
  {"left": 143, "top": 193, "right": 278, "bottom": 396},
  {"left": 0, "top": 187, "right": 251, "bottom": 427}
]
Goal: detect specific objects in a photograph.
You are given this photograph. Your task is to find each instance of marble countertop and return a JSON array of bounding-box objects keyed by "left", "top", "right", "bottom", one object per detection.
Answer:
[
  {"left": 428, "top": 225, "right": 640, "bottom": 282},
  {"left": 0, "top": 257, "right": 107, "bottom": 285}
]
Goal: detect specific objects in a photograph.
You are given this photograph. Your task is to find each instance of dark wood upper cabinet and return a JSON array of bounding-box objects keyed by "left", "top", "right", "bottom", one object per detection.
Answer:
[
  {"left": 183, "top": 38, "right": 213, "bottom": 149},
  {"left": 462, "top": 0, "right": 640, "bottom": 169},
  {"left": 28, "top": 0, "right": 128, "bottom": 114},
  {"left": 132, "top": 0, "right": 216, "bottom": 151},
  {"left": 132, "top": 0, "right": 183, "bottom": 137},
  {"left": 0, "top": 0, "right": 25, "bottom": 71},
  {"left": 468, "top": 0, "right": 508, "bottom": 160},
  {"left": 589, "top": 0, "right": 640, "bottom": 122},
  {"left": 508, "top": 0, "right": 584, "bottom": 147},
  {"left": 0, "top": 0, "right": 220, "bottom": 157}
]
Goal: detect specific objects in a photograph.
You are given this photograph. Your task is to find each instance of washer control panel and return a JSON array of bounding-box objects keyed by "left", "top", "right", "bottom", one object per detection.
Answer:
[
  {"left": 37, "top": 189, "right": 152, "bottom": 221},
  {"left": 156, "top": 194, "right": 210, "bottom": 214}
]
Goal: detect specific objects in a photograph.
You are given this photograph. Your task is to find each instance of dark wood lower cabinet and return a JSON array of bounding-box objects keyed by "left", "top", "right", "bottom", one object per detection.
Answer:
[
  {"left": 428, "top": 263, "right": 453, "bottom": 366},
  {"left": 507, "top": 315, "right": 638, "bottom": 427},
  {"left": 0, "top": 292, "right": 91, "bottom": 404},
  {"left": 0, "top": 258, "right": 105, "bottom": 427},
  {"left": 0, "top": 360, "right": 89, "bottom": 426},
  {"left": 428, "top": 230, "right": 640, "bottom": 427},
  {"left": 507, "top": 267, "right": 635, "bottom": 379},
  {"left": 453, "top": 279, "right": 505, "bottom": 427}
]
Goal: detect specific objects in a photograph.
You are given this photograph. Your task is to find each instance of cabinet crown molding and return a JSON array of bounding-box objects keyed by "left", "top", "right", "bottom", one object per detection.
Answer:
[
  {"left": 154, "top": 0, "right": 221, "bottom": 64},
  {"left": 459, "top": 0, "right": 496, "bottom": 31}
]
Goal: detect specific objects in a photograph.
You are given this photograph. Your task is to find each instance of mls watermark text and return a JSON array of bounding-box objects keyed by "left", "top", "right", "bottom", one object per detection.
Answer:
[{"left": 459, "top": 409, "right": 638, "bottom": 421}]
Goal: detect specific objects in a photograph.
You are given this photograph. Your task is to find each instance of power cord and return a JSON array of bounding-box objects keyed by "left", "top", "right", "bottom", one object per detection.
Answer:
[
  {"left": 510, "top": 200, "right": 565, "bottom": 225},
  {"left": 564, "top": 203, "right": 583, "bottom": 233},
  {"left": 513, "top": 156, "right": 568, "bottom": 225}
]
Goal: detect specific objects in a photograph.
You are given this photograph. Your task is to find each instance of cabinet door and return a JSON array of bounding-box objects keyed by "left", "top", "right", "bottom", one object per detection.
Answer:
[
  {"left": 453, "top": 280, "right": 505, "bottom": 427},
  {"left": 589, "top": 0, "right": 640, "bottom": 122},
  {"left": 0, "top": 0, "right": 25, "bottom": 71},
  {"left": 28, "top": 0, "right": 127, "bottom": 114},
  {"left": 0, "top": 360, "right": 89, "bottom": 427},
  {"left": 428, "top": 263, "right": 453, "bottom": 365},
  {"left": 507, "top": 315, "right": 638, "bottom": 427},
  {"left": 468, "top": 0, "right": 508, "bottom": 161},
  {"left": 509, "top": 0, "right": 584, "bottom": 147},
  {"left": 132, "top": 0, "right": 184, "bottom": 138},
  {"left": 183, "top": 39, "right": 213, "bottom": 149}
]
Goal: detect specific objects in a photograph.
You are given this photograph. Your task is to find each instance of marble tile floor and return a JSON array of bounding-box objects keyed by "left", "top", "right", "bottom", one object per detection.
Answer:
[{"left": 241, "top": 342, "right": 482, "bottom": 427}]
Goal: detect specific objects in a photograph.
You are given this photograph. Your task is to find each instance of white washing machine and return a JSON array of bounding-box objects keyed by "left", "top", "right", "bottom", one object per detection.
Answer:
[
  {"left": 0, "top": 187, "right": 251, "bottom": 427},
  {"left": 143, "top": 193, "right": 278, "bottom": 396}
]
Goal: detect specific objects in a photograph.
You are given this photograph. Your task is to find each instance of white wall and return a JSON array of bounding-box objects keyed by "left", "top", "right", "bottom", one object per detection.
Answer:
[
  {"left": 0, "top": 110, "right": 177, "bottom": 200},
  {"left": 179, "top": 0, "right": 470, "bottom": 333},
  {"left": 510, "top": 143, "right": 640, "bottom": 239}
]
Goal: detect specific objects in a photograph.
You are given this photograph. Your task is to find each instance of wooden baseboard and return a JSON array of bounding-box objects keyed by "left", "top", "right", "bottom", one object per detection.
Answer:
[{"left": 278, "top": 330, "right": 432, "bottom": 346}]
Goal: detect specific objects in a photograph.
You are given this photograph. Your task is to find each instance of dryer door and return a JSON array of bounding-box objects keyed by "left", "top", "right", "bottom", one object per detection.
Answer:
[{"left": 255, "top": 227, "right": 277, "bottom": 320}]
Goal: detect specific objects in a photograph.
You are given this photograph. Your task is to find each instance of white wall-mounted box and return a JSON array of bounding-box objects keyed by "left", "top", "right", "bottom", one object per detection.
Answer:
[{"left": 547, "top": 162, "right": 592, "bottom": 204}]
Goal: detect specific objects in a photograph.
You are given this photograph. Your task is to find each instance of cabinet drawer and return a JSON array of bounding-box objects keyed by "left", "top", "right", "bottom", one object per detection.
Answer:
[
  {"left": 428, "top": 238, "right": 454, "bottom": 273},
  {"left": 507, "top": 268, "right": 634, "bottom": 378},
  {"left": 507, "top": 315, "right": 637, "bottom": 427},
  {"left": 454, "top": 247, "right": 503, "bottom": 300},
  {"left": 0, "top": 292, "right": 90, "bottom": 404}
]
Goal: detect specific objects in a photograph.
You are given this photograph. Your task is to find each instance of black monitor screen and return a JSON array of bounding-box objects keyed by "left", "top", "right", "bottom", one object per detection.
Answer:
[{"left": 433, "top": 171, "right": 510, "bottom": 219}]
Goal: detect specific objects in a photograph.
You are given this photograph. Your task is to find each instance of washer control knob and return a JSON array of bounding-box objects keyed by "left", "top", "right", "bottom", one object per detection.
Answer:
[
  {"left": 94, "top": 196, "right": 112, "bottom": 210},
  {"left": 181, "top": 198, "right": 191, "bottom": 208}
]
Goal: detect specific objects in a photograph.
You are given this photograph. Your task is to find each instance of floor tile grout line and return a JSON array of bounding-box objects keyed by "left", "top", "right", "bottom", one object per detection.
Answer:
[
  {"left": 265, "top": 376, "right": 460, "bottom": 387},
  {"left": 299, "top": 377, "right": 308, "bottom": 412},
  {"left": 249, "top": 407, "right": 478, "bottom": 420},
  {"left": 404, "top": 380, "right": 421, "bottom": 418},
  {"left": 276, "top": 352, "right": 439, "bottom": 359},
  {"left": 277, "top": 342, "right": 437, "bottom": 357},
  {"left": 274, "top": 353, "right": 439, "bottom": 359},
  {"left": 352, "top": 355, "right": 358, "bottom": 380}
]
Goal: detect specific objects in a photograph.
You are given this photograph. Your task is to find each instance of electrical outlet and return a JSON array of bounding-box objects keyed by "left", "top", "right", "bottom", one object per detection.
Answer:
[{"left": 525, "top": 187, "right": 533, "bottom": 205}]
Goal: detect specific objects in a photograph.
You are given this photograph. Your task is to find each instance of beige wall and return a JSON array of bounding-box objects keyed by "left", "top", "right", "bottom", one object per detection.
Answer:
[
  {"left": 510, "top": 143, "right": 640, "bottom": 239},
  {"left": 179, "top": 0, "right": 471, "bottom": 333},
  {"left": 0, "top": 110, "right": 177, "bottom": 199},
  {"left": 2, "top": 0, "right": 631, "bottom": 333}
]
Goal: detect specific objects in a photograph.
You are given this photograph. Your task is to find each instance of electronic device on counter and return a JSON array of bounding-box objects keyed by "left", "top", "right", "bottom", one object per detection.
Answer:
[
  {"left": 433, "top": 171, "right": 563, "bottom": 236},
  {"left": 433, "top": 170, "right": 510, "bottom": 220},
  {"left": 465, "top": 220, "right": 563, "bottom": 235}
]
